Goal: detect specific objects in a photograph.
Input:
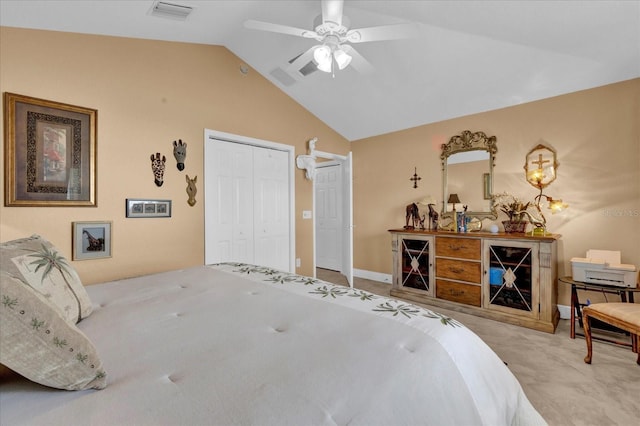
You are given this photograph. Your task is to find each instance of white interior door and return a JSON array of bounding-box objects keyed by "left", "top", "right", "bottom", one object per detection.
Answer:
[
  {"left": 253, "top": 147, "right": 290, "bottom": 271},
  {"left": 204, "top": 140, "right": 254, "bottom": 264},
  {"left": 205, "top": 131, "right": 294, "bottom": 272},
  {"left": 343, "top": 152, "right": 353, "bottom": 287},
  {"left": 314, "top": 153, "right": 353, "bottom": 287},
  {"left": 315, "top": 164, "right": 342, "bottom": 271}
]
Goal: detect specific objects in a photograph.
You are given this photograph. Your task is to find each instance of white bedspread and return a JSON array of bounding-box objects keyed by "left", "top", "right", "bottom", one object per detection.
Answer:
[{"left": 0, "top": 264, "right": 546, "bottom": 425}]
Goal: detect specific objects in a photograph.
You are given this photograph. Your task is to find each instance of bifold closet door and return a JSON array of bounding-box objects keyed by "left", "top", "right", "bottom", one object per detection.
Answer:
[
  {"left": 253, "top": 147, "right": 290, "bottom": 271},
  {"left": 205, "top": 139, "right": 289, "bottom": 270}
]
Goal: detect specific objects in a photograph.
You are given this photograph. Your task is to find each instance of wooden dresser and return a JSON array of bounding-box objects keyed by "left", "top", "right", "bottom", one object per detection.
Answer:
[{"left": 390, "top": 229, "right": 560, "bottom": 333}]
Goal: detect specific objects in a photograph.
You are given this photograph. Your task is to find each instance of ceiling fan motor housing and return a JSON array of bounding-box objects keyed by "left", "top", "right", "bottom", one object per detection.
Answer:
[{"left": 313, "top": 14, "right": 349, "bottom": 38}]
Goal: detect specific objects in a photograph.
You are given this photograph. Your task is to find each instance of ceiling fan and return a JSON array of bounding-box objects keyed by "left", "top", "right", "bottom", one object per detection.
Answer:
[{"left": 244, "top": 0, "right": 422, "bottom": 76}]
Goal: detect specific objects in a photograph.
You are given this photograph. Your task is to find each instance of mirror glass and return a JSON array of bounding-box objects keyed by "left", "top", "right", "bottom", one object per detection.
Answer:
[{"left": 441, "top": 130, "right": 498, "bottom": 220}]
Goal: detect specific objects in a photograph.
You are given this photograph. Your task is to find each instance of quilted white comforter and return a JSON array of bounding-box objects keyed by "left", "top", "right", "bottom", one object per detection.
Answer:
[{"left": 0, "top": 263, "right": 545, "bottom": 425}]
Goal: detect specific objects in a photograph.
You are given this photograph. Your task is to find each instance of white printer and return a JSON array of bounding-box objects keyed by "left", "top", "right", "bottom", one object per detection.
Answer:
[{"left": 571, "top": 249, "right": 638, "bottom": 288}]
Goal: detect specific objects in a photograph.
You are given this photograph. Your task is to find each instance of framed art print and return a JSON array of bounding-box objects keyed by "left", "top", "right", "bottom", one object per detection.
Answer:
[
  {"left": 72, "top": 221, "right": 112, "bottom": 260},
  {"left": 4, "top": 93, "right": 97, "bottom": 206},
  {"left": 126, "top": 199, "right": 172, "bottom": 218}
]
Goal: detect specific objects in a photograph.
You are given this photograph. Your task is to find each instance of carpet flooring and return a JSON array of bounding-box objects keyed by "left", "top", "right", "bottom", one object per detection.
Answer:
[{"left": 317, "top": 268, "right": 640, "bottom": 426}]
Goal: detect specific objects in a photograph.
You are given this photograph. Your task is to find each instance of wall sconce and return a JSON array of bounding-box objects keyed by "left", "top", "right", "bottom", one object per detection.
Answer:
[{"left": 523, "top": 144, "right": 568, "bottom": 235}]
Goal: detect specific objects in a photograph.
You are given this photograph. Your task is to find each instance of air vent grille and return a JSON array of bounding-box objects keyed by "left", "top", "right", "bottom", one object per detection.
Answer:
[{"left": 150, "top": 1, "right": 193, "bottom": 20}]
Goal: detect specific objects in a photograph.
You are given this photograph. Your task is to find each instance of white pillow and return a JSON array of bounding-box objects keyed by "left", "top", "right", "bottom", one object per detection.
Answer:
[
  {"left": 0, "top": 235, "right": 93, "bottom": 324},
  {"left": 0, "top": 271, "right": 107, "bottom": 390}
]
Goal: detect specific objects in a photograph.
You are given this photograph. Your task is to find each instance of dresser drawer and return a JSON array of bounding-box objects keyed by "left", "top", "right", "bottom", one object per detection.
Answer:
[
  {"left": 436, "top": 237, "right": 481, "bottom": 260},
  {"left": 436, "top": 258, "right": 481, "bottom": 283},
  {"left": 436, "top": 279, "right": 481, "bottom": 307}
]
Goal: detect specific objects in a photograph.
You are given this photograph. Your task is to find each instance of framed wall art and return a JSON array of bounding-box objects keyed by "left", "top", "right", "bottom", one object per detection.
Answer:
[
  {"left": 126, "top": 199, "right": 172, "bottom": 218},
  {"left": 72, "top": 221, "right": 112, "bottom": 260},
  {"left": 4, "top": 93, "right": 97, "bottom": 206},
  {"left": 483, "top": 173, "right": 492, "bottom": 200}
]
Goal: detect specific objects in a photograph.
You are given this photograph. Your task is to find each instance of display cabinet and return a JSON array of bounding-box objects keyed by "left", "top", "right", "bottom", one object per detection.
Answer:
[
  {"left": 484, "top": 240, "right": 539, "bottom": 318},
  {"left": 391, "top": 233, "right": 434, "bottom": 297},
  {"left": 390, "top": 229, "right": 559, "bottom": 333}
]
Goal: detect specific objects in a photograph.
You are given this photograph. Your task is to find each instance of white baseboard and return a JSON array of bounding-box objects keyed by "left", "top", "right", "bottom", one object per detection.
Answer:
[
  {"left": 353, "top": 269, "right": 574, "bottom": 320},
  {"left": 354, "top": 268, "right": 392, "bottom": 284},
  {"left": 558, "top": 304, "right": 572, "bottom": 320}
]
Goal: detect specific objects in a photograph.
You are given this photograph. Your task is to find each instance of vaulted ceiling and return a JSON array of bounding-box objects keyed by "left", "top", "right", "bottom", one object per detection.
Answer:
[{"left": 1, "top": 0, "right": 638, "bottom": 141}]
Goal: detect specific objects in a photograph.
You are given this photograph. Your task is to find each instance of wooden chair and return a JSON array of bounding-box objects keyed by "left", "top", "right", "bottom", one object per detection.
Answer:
[{"left": 583, "top": 303, "right": 640, "bottom": 365}]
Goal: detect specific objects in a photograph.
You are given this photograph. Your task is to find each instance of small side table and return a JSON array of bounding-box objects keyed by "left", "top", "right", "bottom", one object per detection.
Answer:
[{"left": 559, "top": 276, "right": 639, "bottom": 347}]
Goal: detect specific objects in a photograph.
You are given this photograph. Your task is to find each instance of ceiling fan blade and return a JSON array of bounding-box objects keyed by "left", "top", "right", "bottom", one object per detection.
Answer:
[
  {"left": 244, "top": 20, "right": 319, "bottom": 39},
  {"left": 341, "top": 45, "right": 374, "bottom": 75},
  {"left": 321, "top": 0, "right": 344, "bottom": 26},
  {"left": 286, "top": 46, "right": 319, "bottom": 72},
  {"left": 345, "top": 22, "right": 423, "bottom": 43}
]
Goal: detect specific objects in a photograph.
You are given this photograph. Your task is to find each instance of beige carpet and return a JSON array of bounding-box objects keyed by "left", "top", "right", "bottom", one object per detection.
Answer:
[{"left": 317, "top": 268, "right": 640, "bottom": 426}]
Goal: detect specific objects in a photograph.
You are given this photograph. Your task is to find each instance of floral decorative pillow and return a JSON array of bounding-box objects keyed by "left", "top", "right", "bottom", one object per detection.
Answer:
[
  {"left": 0, "top": 271, "right": 107, "bottom": 390},
  {"left": 0, "top": 235, "right": 92, "bottom": 324}
]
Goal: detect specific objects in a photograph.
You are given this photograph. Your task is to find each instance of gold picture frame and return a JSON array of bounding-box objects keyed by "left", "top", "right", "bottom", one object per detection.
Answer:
[
  {"left": 483, "top": 173, "right": 491, "bottom": 200},
  {"left": 4, "top": 92, "right": 97, "bottom": 206}
]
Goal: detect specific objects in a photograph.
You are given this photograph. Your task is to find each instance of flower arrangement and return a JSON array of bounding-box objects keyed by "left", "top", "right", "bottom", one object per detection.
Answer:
[{"left": 492, "top": 192, "right": 530, "bottom": 223}]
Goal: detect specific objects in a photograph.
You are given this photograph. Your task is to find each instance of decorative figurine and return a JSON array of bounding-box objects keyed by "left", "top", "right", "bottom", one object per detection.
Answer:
[
  {"left": 405, "top": 203, "right": 420, "bottom": 229},
  {"left": 173, "top": 139, "right": 187, "bottom": 171},
  {"left": 186, "top": 175, "right": 197, "bottom": 206},
  {"left": 427, "top": 203, "right": 439, "bottom": 230},
  {"left": 150, "top": 153, "right": 166, "bottom": 187}
]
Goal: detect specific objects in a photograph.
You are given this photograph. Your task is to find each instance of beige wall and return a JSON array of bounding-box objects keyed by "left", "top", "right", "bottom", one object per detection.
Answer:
[
  {"left": 2, "top": 28, "right": 638, "bottom": 308},
  {"left": 0, "top": 27, "right": 349, "bottom": 283},
  {"left": 351, "top": 78, "right": 640, "bottom": 306}
]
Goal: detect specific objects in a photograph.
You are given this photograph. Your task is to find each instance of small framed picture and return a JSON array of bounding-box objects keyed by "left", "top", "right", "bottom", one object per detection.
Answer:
[
  {"left": 72, "top": 221, "right": 112, "bottom": 260},
  {"left": 483, "top": 173, "right": 492, "bottom": 200},
  {"left": 126, "top": 199, "right": 172, "bottom": 218}
]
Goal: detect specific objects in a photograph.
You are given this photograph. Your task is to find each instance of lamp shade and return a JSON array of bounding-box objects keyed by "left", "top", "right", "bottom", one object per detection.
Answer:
[
  {"left": 333, "top": 49, "right": 352, "bottom": 70},
  {"left": 314, "top": 45, "right": 332, "bottom": 73},
  {"left": 447, "top": 194, "right": 461, "bottom": 204}
]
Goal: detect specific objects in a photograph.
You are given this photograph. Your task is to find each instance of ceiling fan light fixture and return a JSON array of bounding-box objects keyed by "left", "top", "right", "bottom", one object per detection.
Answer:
[
  {"left": 333, "top": 48, "right": 352, "bottom": 70},
  {"left": 314, "top": 45, "right": 333, "bottom": 73},
  {"left": 317, "top": 59, "right": 332, "bottom": 73},
  {"left": 314, "top": 45, "right": 331, "bottom": 63}
]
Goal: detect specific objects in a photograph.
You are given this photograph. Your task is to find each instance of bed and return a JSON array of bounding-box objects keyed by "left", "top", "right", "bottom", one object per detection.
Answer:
[{"left": 1, "top": 236, "right": 545, "bottom": 425}]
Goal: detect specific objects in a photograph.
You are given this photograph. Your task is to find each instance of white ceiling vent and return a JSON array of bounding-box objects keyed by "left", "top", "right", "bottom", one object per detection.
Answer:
[{"left": 149, "top": 1, "right": 194, "bottom": 21}]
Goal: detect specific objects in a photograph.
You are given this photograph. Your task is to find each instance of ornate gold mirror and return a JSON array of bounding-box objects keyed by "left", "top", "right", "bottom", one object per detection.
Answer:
[{"left": 441, "top": 130, "right": 498, "bottom": 221}]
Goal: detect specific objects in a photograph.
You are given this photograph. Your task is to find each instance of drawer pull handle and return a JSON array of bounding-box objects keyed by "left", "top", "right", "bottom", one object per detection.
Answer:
[
  {"left": 449, "top": 289, "right": 465, "bottom": 296},
  {"left": 449, "top": 245, "right": 462, "bottom": 251},
  {"left": 449, "top": 267, "right": 464, "bottom": 274}
]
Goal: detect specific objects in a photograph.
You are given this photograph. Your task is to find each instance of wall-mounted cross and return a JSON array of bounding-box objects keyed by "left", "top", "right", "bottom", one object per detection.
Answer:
[
  {"left": 410, "top": 167, "right": 421, "bottom": 189},
  {"left": 531, "top": 153, "right": 550, "bottom": 169}
]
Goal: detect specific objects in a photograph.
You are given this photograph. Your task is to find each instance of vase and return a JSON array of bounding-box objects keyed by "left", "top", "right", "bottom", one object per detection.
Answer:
[{"left": 502, "top": 220, "right": 527, "bottom": 233}]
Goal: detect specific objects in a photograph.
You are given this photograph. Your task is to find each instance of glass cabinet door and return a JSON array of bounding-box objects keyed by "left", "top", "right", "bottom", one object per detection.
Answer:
[
  {"left": 399, "top": 237, "right": 434, "bottom": 296},
  {"left": 483, "top": 240, "right": 539, "bottom": 318}
]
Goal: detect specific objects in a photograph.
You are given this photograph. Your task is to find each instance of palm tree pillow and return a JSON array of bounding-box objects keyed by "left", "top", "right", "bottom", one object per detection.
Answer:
[
  {"left": 0, "top": 270, "right": 106, "bottom": 390},
  {"left": 0, "top": 234, "right": 93, "bottom": 324}
]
